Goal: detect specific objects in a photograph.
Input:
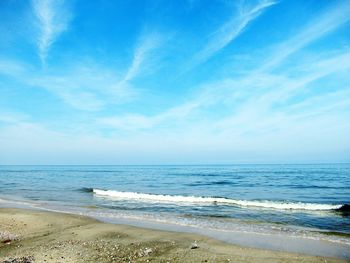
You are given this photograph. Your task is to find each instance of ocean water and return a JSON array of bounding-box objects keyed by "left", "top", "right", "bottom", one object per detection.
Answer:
[{"left": 0, "top": 164, "right": 350, "bottom": 254}]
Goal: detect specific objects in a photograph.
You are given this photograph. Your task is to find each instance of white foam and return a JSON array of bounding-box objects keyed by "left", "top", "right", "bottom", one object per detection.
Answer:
[{"left": 92, "top": 189, "right": 342, "bottom": 211}]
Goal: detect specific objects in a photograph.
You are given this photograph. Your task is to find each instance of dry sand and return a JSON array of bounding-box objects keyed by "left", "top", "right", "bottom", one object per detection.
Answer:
[{"left": 0, "top": 208, "right": 347, "bottom": 263}]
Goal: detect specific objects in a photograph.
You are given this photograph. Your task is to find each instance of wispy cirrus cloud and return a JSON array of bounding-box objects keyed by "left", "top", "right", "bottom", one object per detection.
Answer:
[
  {"left": 101, "top": 48, "right": 350, "bottom": 134},
  {"left": 118, "top": 33, "right": 163, "bottom": 89},
  {"left": 0, "top": 58, "right": 135, "bottom": 111},
  {"left": 261, "top": 0, "right": 350, "bottom": 71},
  {"left": 32, "top": 0, "right": 72, "bottom": 64},
  {"left": 98, "top": 100, "right": 201, "bottom": 130},
  {"left": 0, "top": 58, "right": 28, "bottom": 77},
  {"left": 1, "top": 0, "right": 349, "bottom": 163},
  {"left": 176, "top": 0, "right": 350, "bottom": 121},
  {"left": 191, "top": 0, "right": 277, "bottom": 67},
  {"left": 0, "top": 111, "right": 28, "bottom": 124},
  {"left": 32, "top": 65, "right": 137, "bottom": 111}
]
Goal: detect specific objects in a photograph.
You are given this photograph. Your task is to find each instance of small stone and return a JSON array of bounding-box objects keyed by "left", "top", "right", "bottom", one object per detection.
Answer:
[
  {"left": 190, "top": 241, "right": 199, "bottom": 249},
  {"left": 144, "top": 248, "right": 153, "bottom": 255}
]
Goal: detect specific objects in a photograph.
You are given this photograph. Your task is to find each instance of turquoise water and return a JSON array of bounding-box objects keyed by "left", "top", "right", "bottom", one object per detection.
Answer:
[{"left": 0, "top": 164, "right": 349, "bottom": 238}]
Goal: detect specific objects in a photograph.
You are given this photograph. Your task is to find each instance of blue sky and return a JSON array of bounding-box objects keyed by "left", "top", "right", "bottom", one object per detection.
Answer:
[{"left": 0, "top": 0, "right": 350, "bottom": 164}]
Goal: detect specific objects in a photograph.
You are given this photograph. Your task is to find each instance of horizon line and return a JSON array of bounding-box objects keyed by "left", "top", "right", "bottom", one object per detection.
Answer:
[{"left": 0, "top": 162, "right": 349, "bottom": 166}]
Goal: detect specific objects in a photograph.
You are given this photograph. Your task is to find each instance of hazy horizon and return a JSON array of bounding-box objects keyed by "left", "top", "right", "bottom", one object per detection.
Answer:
[
  {"left": 1, "top": 162, "right": 350, "bottom": 166},
  {"left": 1, "top": 0, "right": 350, "bottom": 164}
]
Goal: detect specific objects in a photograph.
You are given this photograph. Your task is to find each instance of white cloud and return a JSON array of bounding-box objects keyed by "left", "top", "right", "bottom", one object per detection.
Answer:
[
  {"left": 0, "top": 59, "right": 136, "bottom": 111},
  {"left": 32, "top": 0, "right": 72, "bottom": 64},
  {"left": 30, "top": 64, "right": 137, "bottom": 111},
  {"left": 98, "top": 101, "right": 201, "bottom": 131},
  {"left": 99, "top": 48, "right": 350, "bottom": 138},
  {"left": 261, "top": 0, "right": 350, "bottom": 70},
  {"left": 175, "top": 0, "right": 350, "bottom": 123},
  {"left": 0, "top": 112, "right": 28, "bottom": 124},
  {"left": 1, "top": 107, "right": 349, "bottom": 164},
  {"left": 0, "top": 59, "right": 27, "bottom": 77},
  {"left": 118, "top": 33, "right": 163, "bottom": 89},
  {"left": 1, "top": 1, "right": 349, "bottom": 163},
  {"left": 191, "top": 0, "right": 276, "bottom": 67}
]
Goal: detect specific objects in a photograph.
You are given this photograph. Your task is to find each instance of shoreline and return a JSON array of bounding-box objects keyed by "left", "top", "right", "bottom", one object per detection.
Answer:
[
  {"left": 1, "top": 197, "right": 350, "bottom": 260},
  {"left": 0, "top": 208, "right": 349, "bottom": 262}
]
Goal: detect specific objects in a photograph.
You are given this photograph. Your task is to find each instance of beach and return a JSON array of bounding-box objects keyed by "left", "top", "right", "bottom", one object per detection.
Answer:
[
  {"left": 0, "top": 165, "right": 350, "bottom": 261},
  {"left": 0, "top": 208, "right": 348, "bottom": 263}
]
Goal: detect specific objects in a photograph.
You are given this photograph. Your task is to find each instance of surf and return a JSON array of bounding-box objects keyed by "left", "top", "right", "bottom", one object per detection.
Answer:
[{"left": 92, "top": 189, "right": 346, "bottom": 211}]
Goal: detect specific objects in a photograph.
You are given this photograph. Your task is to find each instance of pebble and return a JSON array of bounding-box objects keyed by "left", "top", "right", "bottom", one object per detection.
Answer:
[
  {"left": 144, "top": 248, "right": 153, "bottom": 255},
  {"left": 190, "top": 241, "right": 199, "bottom": 249}
]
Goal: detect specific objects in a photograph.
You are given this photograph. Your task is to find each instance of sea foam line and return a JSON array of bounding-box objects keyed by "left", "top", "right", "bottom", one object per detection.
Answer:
[{"left": 92, "top": 189, "right": 345, "bottom": 211}]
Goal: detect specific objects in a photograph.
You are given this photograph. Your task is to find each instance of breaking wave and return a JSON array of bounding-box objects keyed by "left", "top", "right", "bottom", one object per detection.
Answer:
[{"left": 92, "top": 189, "right": 346, "bottom": 211}]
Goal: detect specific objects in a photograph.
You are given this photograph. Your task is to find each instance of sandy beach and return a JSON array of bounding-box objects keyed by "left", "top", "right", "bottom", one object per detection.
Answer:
[{"left": 0, "top": 208, "right": 347, "bottom": 263}]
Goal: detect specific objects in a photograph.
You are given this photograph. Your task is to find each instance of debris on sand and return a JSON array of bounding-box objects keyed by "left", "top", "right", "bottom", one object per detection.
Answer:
[
  {"left": 3, "top": 256, "right": 34, "bottom": 263},
  {"left": 144, "top": 247, "right": 153, "bottom": 255},
  {"left": 0, "top": 231, "right": 19, "bottom": 244},
  {"left": 190, "top": 241, "right": 199, "bottom": 249}
]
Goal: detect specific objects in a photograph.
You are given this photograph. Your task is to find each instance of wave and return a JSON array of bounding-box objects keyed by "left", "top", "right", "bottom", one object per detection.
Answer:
[
  {"left": 92, "top": 189, "right": 346, "bottom": 211},
  {"left": 78, "top": 187, "right": 94, "bottom": 193}
]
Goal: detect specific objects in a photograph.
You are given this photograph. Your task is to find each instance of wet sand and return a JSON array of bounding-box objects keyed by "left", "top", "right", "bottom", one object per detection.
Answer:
[{"left": 0, "top": 208, "right": 347, "bottom": 263}]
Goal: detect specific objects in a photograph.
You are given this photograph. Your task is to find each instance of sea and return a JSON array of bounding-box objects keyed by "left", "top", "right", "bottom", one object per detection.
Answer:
[{"left": 0, "top": 164, "right": 349, "bottom": 258}]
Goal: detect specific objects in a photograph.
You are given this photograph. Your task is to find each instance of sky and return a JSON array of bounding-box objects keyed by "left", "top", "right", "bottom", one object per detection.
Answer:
[{"left": 0, "top": 0, "right": 350, "bottom": 164}]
